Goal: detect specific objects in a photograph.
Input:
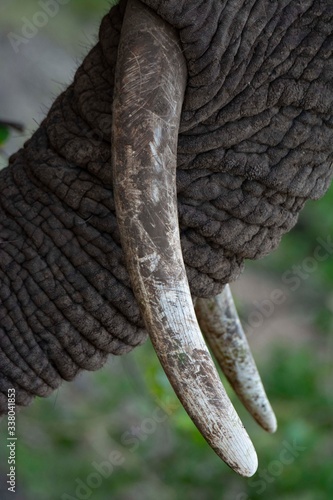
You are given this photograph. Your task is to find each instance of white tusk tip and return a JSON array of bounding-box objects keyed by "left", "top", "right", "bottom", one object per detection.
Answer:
[
  {"left": 217, "top": 425, "right": 258, "bottom": 477},
  {"left": 262, "top": 411, "right": 278, "bottom": 434},
  {"left": 236, "top": 444, "right": 258, "bottom": 477}
]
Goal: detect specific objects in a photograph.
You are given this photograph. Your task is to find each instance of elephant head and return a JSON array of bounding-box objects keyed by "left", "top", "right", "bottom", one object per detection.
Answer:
[{"left": 0, "top": 0, "right": 332, "bottom": 477}]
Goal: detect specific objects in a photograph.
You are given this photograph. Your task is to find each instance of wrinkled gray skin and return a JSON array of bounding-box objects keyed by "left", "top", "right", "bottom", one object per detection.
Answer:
[{"left": 0, "top": 0, "right": 332, "bottom": 413}]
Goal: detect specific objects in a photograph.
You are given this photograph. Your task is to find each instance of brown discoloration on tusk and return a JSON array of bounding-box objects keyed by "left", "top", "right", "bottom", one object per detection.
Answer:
[
  {"left": 112, "top": 0, "right": 257, "bottom": 476},
  {"left": 196, "top": 285, "right": 277, "bottom": 433}
]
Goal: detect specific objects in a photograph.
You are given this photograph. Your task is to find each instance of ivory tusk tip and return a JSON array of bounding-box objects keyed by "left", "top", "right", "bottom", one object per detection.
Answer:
[
  {"left": 216, "top": 425, "right": 258, "bottom": 477},
  {"left": 195, "top": 289, "right": 278, "bottom": 438},
  {"left": 235, "top": 442, "right": 258, "bottom": 477},
  {"left": 262, "top": 411, "right": 278, "bottom": 434},
  {"left": 254, "top": 401, "right": 277, "bottom": 433}
]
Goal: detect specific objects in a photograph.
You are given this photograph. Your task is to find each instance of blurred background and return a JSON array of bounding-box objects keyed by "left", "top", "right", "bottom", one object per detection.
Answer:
[{"left": 0, "top": 1, "right": 333, "bottom": 499}]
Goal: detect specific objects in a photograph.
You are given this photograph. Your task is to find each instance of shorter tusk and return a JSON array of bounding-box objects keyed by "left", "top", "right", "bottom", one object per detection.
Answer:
[
  {"left": 195, "top": 285, "right": 277, "bottom": 433},
  {"left": 112, "top": 0, "right": 257, "bottom": 476}
]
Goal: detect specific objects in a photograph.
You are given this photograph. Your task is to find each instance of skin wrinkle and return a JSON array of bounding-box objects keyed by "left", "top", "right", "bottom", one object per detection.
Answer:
[
  {"left": 184, "top": 179, "right": 296, "bottom": 225},
  {"left": 2, "top": 176, "right": 109, "bottom": 336},
  {"left": 0, "top": 324, "right": 52, "bottom": 396},
  {"left": 0, "top": 0, "right": 332, "bottom": 412},
  {"left": 205, "top": 2, "right": 270, "bottom": 106},
  {"left": 22, "top": 273, "right": 111, "bottom": 368},
  {"left": 0, "top": 284, "right": 53, "bottom": 388},
  {"left": 2, "top": 240, "right": 103, "bottom": 367},
  {"left": 0, "top": 326, "right": 45, "bottom": 397},
  {"left": 2, "top": 279, "right": 57, "bottom": 389},
  {"left": 208, "top": 5, "right": 327, "bottom": 127},
  {"left": 18, "top": 131, "right": 139, "bottom": 320},
  {"left": 184, "top": 2, "right": 275, "bottom": 119},
  {"left": 0, "top": 162, "right": 143, "bottom": 384},
  {"left": 75, "top": 55, "right": 114, "bottom": 142},
  {"left": 257, "top": 2, "right": 313, "bottom": 74},
  {"left": 261, "top": 6, "right": 311, "bottom": 71}
]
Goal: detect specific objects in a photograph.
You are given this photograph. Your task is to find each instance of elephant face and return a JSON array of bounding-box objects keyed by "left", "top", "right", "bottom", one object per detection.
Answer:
[{"left": 0, "top": 0, "right": 332, "bottom": 477}]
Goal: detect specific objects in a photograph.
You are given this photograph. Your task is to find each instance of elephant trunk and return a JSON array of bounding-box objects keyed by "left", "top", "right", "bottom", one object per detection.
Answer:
[{"left": 0, "top": 0, "right": 146, "bottom": 413}]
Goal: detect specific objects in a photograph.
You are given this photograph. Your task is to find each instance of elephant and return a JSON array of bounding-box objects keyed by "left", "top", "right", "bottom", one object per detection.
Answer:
[{"left": 0, "top": 0, "right": 332, "bottom": 478}]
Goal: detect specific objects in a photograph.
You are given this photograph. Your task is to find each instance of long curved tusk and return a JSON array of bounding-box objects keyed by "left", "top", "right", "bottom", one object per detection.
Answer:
[
  {"left": 112, "top": 0, "right": 257, "bottom": 476},
  {"left": 195, "top": 286, "right": 277, "bottom": 433}
]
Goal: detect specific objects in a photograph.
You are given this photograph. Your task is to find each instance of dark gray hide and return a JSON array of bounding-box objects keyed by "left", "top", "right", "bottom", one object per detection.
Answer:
[{"left": 0, "top": 0, "right": 332, "bottom": 412}]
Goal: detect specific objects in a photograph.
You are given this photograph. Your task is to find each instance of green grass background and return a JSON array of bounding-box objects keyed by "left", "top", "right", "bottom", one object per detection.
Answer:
[{"left": 0, "top": 1, "right": 333, "bottom": 499}]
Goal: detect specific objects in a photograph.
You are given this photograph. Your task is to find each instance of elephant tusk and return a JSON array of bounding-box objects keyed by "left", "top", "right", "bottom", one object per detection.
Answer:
[
  {"left": 112, "top": 0, "right": 257, "bottom": 476},
  {"left": 195, "top": 285, "right": 277, "bottom": 434}
]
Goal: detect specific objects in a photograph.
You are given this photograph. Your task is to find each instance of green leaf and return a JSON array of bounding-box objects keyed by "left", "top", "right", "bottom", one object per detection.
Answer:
[{"left": 0, "top": 126, "right": 10, "bottom": 146}]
